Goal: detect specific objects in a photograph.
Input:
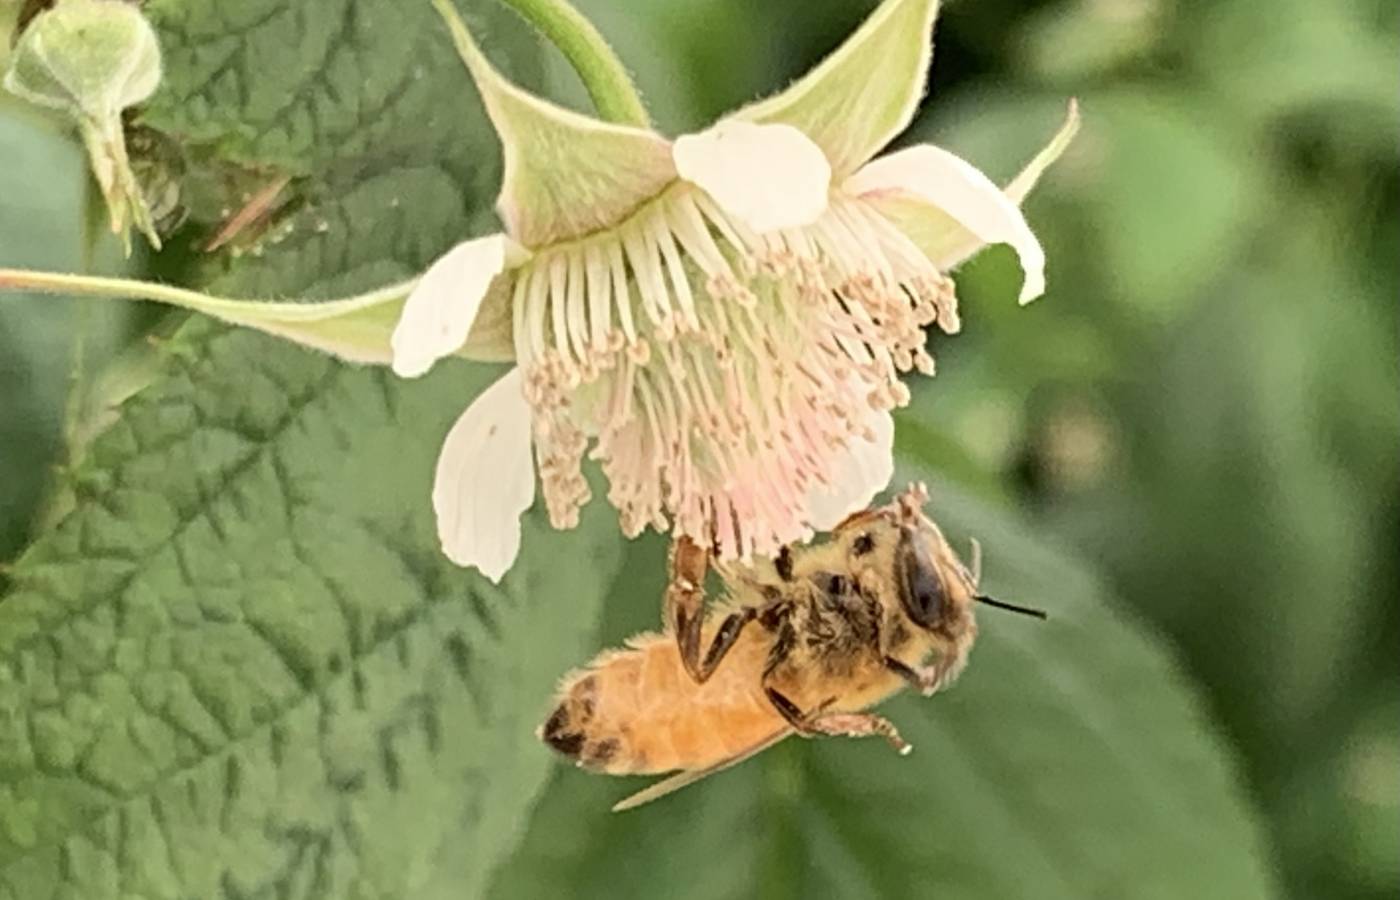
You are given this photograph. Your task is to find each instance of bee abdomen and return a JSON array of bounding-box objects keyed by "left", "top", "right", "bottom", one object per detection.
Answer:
[
  {"left": 539, "top": 703, "right": 586, "bottom": 758},
  {"left": 538, "top": 674, "right": 624, "bottom": 770},
  {"left": 538, "top": 630, "right": 783, "bottom": 775}
]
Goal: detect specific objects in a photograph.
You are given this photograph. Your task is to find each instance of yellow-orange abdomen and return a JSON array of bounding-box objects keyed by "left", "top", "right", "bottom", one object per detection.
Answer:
[{"left": 539, "top": 626, "right": 786, "bottom": 775}]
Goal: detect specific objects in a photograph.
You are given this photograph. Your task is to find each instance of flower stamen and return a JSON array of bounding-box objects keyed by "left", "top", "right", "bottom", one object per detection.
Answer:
[{"left": 499, "top": 181, "right": 960, "bottom": 557}]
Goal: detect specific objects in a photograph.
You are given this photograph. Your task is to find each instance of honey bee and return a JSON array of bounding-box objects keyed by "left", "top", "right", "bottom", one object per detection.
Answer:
[{"left": 538, "top": 483, "right": 1046, "bottom": 811}]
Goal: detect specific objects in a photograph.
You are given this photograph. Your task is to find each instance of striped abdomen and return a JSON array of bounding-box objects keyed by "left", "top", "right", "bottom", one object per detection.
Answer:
[{"left": 538, "top": 626, "right": 786, "bottom": 775}]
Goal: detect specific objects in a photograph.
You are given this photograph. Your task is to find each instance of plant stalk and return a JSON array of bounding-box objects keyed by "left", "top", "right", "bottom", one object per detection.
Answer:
[{"left": 492, "top": 0, "right": 650, "bottom": 128}]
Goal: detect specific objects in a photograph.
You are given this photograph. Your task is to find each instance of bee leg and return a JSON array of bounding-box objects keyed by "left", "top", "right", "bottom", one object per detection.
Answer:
[
  {"left": 763, "top": 687, "right": 912, "bottom": 756},
  {"left": 693, "top": 607, "right": 757, "bottom": 683},
  {"left": 764, "top": 686, "right": 813, "bottom": 730},
  {"left": 774, "top": 545, "right": 795, "bottom": 582},
  {"left": 665, "top": 535, "right": 714, "bottom": 683},
  {"left": 806, "top": 711, "right": 913, "bottom": 756},
  {"left": 884, "top": 656, "right": 947, "bottom": 697}
]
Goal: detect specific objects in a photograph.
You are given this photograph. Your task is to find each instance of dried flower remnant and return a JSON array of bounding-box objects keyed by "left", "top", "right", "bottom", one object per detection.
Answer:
[{"left": 3, "top": 0, "right": 164, "bottom": 252}]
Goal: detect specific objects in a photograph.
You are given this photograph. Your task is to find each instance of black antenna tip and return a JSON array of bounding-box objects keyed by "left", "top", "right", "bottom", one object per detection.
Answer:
[{"left": 975, "top": 595, "right": 1048, "bottom": 620}]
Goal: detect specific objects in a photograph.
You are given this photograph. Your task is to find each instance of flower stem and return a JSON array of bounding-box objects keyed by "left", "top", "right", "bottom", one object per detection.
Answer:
[{"left": 493, "top": 0, "right": 651, "bottom": 128}]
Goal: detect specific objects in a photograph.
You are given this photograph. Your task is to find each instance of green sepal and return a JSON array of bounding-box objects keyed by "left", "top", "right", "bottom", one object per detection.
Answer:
[
  {"left": 0, "top": 266, "right": 518, "bottom": 365},
  {"left": 432, "top": 0, "right": 675, "bottom": 248},
  {"left": 735, "top": 0, "right": 940, "bottom": 177}
]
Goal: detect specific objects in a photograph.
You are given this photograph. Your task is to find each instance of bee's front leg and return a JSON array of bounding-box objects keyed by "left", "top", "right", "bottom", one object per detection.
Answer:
[
  {"left": 855, "top": 589, "right": 935, "bottom": 694},
  {"left": 666, "top": 536, "right": 756, "bottom": 684},
  {"left": 884, "top": 656, "right": 949, "bottom": 697}
]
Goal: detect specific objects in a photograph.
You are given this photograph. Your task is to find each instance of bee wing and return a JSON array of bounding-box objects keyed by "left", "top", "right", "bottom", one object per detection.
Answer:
[{"left": 611, "top": 729, "right": 792, "bottom": 812}]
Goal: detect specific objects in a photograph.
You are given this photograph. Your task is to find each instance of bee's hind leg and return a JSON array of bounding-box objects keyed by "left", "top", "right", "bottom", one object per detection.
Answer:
[
  {"left": 763, "top": 687, "right": 912, "bottom": 756},
  {"left": 666, "top": 537, "right": 757, "bottom": 684}
]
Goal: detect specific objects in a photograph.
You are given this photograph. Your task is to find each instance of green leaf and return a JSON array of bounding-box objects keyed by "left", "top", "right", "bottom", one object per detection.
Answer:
[
  {"left": 1050, "top": 241, "right": 1400, "bottom": 771},
  {"left": 1194, "top": 0, "right": 1399, "bottom": 128},
  {"left": 0, "top": 107, "right": 134, "bottom": 560},
  {"left": 1018, "top": 0, "right": 1164, "bottom": 83},
  {"left": 489, "top": 473, "right": 1279, "bottom": 900},
  {"left": 0, "top": 111, "right": 86, "bottom": 559},
  {"left": 0, "top": 323, "right": 622, "bottom": 898},
  {"left": 139, "top": 0, "right": 540, "bottom": 183},
  {"left": 0, "top": 1, "right": 624, "bottom": 896}
]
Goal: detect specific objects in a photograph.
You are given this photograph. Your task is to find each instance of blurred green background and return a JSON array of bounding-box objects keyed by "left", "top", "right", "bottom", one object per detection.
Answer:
[{"left": 2, "top": 0, "right": 1395, "bottom": 897}]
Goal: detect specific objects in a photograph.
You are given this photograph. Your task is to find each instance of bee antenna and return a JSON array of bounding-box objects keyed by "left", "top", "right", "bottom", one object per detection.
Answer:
[{"left": 975, "top": 595, "right": 1048, "bottom": 620}]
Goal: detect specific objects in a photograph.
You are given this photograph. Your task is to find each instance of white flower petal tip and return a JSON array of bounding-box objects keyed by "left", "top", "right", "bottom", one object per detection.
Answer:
[
  {"left": 391, "top": 235, "right": 519, "bottom": 379},
  {"left": 847, "top": 145, "right": 1047, "bottom": 304},
  {"left": 432, "top": 368, "right": 536, "bottom": 583},
  {"left": 673, "top": 121, "right": 831, "bottom": 233},
  {"left": 804, "top": 409, "right": 896, "bottom": 532}
]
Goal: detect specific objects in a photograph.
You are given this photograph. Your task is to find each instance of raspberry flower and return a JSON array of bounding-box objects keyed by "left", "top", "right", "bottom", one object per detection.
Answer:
[
  {"left": 397, "top": 0, "right": 1078, "bottom": 577},
  {"left": 0, "top": 0, "right": 1077, "bottom": 582}
]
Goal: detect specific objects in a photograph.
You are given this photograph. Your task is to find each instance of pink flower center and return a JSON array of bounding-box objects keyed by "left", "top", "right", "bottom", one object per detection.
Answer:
[{"left": 513, "top": 185, "right": 957, "bottom": 560}]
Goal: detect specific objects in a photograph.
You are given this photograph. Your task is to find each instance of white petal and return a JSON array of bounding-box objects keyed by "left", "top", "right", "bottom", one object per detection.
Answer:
[
  {"left": 673, "top": 120, "right": 831, "bottom": 234},
  {"left": 804, "top": 408, "right": 895, "bottom": 532},
  {"left": 431, "top": 368, "right": 536, "bottom": 582},
  {"left": 391, "top": 235, "right": 510, "bottom": 378},
  {"left": 846, "top": 145, "right": 1047, "bottom": 304}
]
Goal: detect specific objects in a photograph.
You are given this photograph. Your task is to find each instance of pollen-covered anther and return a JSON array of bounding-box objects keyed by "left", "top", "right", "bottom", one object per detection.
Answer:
[
  {"left": 535, "top": 417, "right": 591, "bottom": 529},
  {"left": 489, "top": 174, "right": 973, "bottom": 559},
  {"left": 626, "top": 339, "right": 651, "bottom": 366},
  {"left": 934, "top": 278, "right": 962, "bottom": 334},
  {"left": 705, "top": 273, "right": 756, "bottom": 309}
]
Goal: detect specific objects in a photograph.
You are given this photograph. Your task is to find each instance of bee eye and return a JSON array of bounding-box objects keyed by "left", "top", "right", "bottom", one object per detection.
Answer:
[
  {"left": 827, "top": 574, "right": 849, "bottom": 595},
  {"left": 896, "top": 527, "right": 946, "bottom": 628},
  {"left": 906, "top": 569, "right": 945, "bottom": 624}
]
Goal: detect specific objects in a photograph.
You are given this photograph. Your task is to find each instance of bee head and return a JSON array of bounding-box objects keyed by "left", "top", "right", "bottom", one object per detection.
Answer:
[
  {"left": 834, "top": 483, "right": 978, "bottom": 632},
  {"left": 894, "top": 514, "right": 977, "bottom": 633},
  {"left": 834, "top": 483, "right": 1046, "bottom": 630}
]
